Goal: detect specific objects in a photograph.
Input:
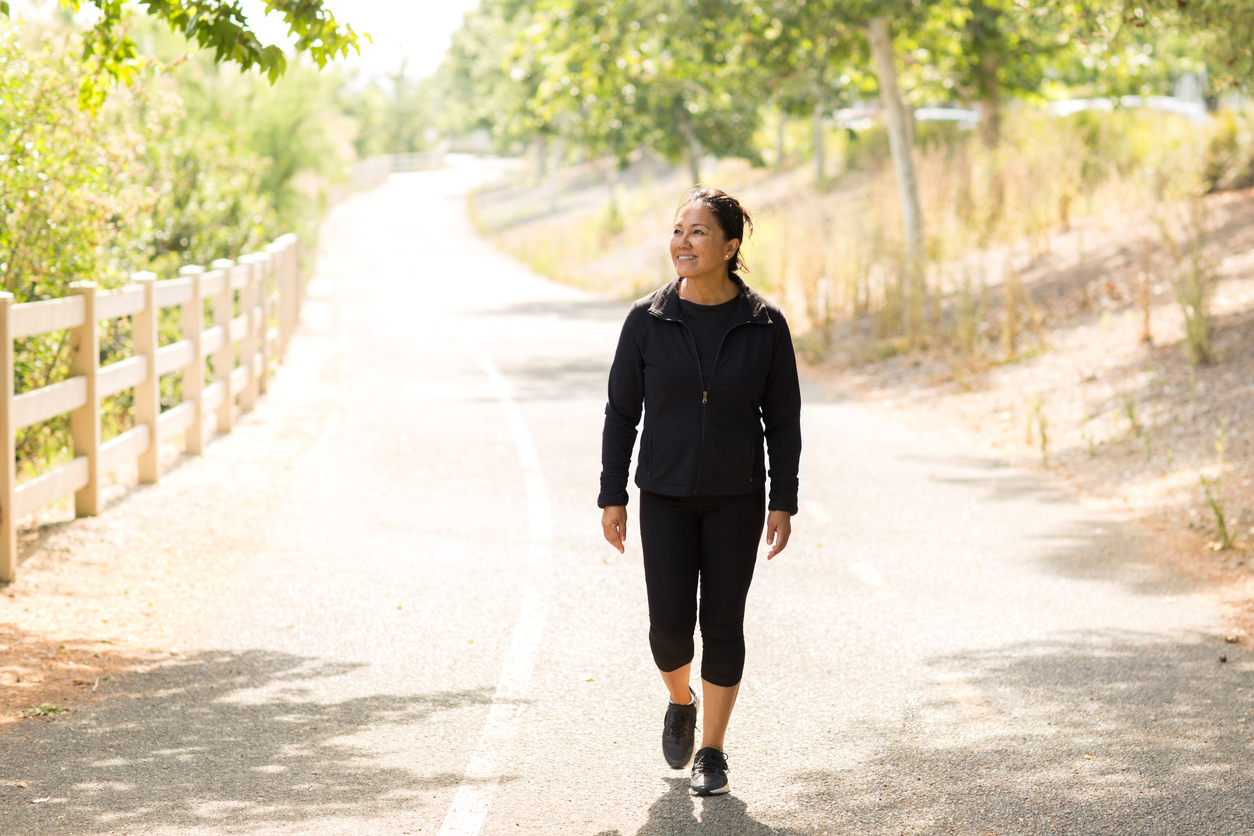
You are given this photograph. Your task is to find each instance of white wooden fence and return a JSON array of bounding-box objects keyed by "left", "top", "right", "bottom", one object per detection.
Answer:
[{"left": 0, "top": 233, "right": 304, "bottom": 582}]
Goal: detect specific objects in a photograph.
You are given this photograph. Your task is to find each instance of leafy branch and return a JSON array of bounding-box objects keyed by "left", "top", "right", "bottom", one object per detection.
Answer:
[{"left": 4, "top": 0, "right": 368, "bottom": 110}]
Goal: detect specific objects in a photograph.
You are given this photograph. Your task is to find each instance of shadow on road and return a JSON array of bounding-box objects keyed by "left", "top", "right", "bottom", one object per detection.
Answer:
[
  {"left": 487, "top": 298, "right": 629, "bottom": 322},
  {"left": 791, "top": 632, "right": 1252, "bottom": 835},
  {"left": 0, "top": 648, "right": 492, "bottom": 834},
  {"left": 501, "top": 356, "right": 611, "bottom": 402},
  {"left": 595, "top": 777, "right": 812, "bottom": 836},
  {"left": 906, "top": 452, "right": 1072, "bottom": 505}
]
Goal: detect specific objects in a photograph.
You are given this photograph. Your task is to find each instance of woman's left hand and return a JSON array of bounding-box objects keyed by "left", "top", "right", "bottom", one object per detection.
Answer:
[{"left": 765, "top": 510, "right": 791, "bottom": 560}]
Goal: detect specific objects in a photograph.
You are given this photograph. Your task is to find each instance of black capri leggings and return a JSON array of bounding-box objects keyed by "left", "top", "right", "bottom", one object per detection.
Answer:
[{"left": 639, "top": 488, "right": 766, "bottom": 688}]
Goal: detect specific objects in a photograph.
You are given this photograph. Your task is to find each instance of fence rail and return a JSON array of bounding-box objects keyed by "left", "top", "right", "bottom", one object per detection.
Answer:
[{"left": 0, "top": 233, "right": 305, "bottom": 582}]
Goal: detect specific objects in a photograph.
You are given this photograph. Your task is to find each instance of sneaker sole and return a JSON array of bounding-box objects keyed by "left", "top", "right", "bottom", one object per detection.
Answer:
[{"left": 690, "top": 782, "right": 730, "bottom": 797}]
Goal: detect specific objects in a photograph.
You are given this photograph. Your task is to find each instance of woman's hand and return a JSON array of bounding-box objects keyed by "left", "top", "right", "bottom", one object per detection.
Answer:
[
  {"left": 602, "top": 505, "right": 628, "bottom": 553},
  {"left": 765, "top": 510, "right": 791, "bottom": 560}
]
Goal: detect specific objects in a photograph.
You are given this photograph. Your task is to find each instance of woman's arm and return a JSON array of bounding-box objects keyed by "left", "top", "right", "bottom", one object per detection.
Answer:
[
  {"left": 761, "top": 313, "right": 802, "bottom": 518},
  {"left": 598, "top": 307, "right": 646, "bottom": 511}
]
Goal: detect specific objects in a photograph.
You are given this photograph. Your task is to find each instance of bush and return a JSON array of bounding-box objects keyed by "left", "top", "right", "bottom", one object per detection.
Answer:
[{"left": 0, "top": 22, "right": 286, "bottom": 478}]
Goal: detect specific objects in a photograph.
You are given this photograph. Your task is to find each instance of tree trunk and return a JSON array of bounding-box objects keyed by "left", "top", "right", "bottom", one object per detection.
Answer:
[
  {"left": 775, "top": 105, "right": 787, "bottom": 170},
  {"left": 532, "top": 134, "right": 548, "bottom": 185},
  {"left": 979, "top": 52, "right": 1004, "bottom": 233},
  {"left": 547, "top": 136, "right": 565, "bottom": 214},
  {"left": 868, "top": 16, "right": 926, "bottom": 342},
  {"left": 685, "top": 144, "right": 701, "bottom": 186},
  {"left": 979, "top": 68, "right": 1000, "bottom": 149},
  {"left": 813, "top": 90, "right": 826, "bottom": 188}
]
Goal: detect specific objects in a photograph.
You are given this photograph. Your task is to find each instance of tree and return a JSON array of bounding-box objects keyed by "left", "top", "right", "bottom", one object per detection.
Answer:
[
  {"left": 751, "top": 0, "right": 870, "bottom": 186},
  {"left": 2, "top": 0, "right": 366, "bottom": 108},
  {"left": 508, "top": 0, "right": 764, "bottom": 183},
  {"left": 868, "top": 15, "right": 926, "bottom": 341}
]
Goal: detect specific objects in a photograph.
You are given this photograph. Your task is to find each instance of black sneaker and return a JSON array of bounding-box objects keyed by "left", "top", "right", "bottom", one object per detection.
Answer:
[
  {"left": 690, "top": 747, "right": 730, "bottom": 796},
  {"left": 662, "top": 687, "right": 698, "bottom": 769}
]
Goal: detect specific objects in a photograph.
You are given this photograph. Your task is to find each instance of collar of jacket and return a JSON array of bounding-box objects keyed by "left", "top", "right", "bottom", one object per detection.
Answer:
[{"left": 647, "top": 275, "right": 774, "bottom": 325}]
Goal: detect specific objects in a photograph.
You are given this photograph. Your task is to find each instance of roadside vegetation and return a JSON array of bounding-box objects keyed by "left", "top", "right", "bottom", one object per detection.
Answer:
[
  {"left": 432, "top": 1, "right": 1254, "bottom": 563},
  {"left": 0, "top": 6, "right": 438, "bottom": 484}
]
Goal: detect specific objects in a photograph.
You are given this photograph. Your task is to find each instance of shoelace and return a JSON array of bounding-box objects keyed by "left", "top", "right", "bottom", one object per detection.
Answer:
[
  {"left": 693, "top": 751, "right": 728, "bottom": 775},
  {"left": 665, "top": 706, "right": 695, "bottom": 739}
]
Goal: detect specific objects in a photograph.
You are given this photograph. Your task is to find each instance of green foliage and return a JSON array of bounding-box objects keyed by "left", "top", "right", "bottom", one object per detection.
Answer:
[
  {"left": 21, "top": 703, "right": 66, "bottom": 717},
  {"left": 343, "top": 64, "right": 437, "bottom": 158},
  {"left": 1201, "top": 420, "right": 1235, "bottom": 550},
  {"left": 0, "top": 20, "right": 294, "bottom": 478},
  {"left": 1158, "top": 200, "right": 1216, "bottom": 367},
  {"left": 432, "top": 1, "right": 544, "bottom": 149},
  {"left": 441, "top": 0, "right": 768, "bottom": 170},
  {"left": 1204, "top": 109, "right": 1254, "bottom": 192},
  {"left": 39, "top": 0, "right": 367, "bottom": 109}
]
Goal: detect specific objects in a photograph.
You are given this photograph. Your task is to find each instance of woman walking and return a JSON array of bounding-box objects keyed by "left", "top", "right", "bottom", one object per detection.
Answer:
[{"left": 597, "top": 187, "right": 802, "bottom": 797}]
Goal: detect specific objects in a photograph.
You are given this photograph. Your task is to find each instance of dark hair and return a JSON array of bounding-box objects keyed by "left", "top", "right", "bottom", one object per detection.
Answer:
[{"left": 677, "top": 186, "right": 754, "bottom": 276}]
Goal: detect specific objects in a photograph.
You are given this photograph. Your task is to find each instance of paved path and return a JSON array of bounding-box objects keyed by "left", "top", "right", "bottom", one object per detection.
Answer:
[{"left": 2, "top": 158, "right": 1251, "bottom": 835}]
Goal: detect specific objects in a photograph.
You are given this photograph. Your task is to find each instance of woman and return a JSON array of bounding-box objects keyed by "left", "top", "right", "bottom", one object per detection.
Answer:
[{"left": 597, "top": 187, "right": 802, "bottom": 797}]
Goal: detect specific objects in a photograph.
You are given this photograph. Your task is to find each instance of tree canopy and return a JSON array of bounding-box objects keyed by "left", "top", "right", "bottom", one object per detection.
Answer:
[{"left": 1, "top": 0, "right": 366, "bottom": 108}]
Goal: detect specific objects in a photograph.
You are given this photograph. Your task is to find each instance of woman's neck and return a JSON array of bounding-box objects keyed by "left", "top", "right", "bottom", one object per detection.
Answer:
[{"left": 678, "top": 271, "right": 738, "bottom": 306}]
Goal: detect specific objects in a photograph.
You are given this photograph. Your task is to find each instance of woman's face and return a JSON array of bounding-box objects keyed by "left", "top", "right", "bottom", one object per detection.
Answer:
[{"left": 670, "top": 202, "right": 738, "bottom": 282}]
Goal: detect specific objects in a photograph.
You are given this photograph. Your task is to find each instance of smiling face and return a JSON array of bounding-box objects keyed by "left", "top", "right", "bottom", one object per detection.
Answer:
[{"left": 670, "top": 202, "right": 739, "bottom": 283}]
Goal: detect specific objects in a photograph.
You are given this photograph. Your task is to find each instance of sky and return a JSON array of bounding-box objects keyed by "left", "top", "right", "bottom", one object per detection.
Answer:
[{"left": 241, "top": 0, "right": 482, "bottom": 80}]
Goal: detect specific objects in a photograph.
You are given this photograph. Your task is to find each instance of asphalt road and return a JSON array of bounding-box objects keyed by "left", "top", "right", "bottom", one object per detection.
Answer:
[{"left": 2, "top": 158, "right": 1251, "bottom": 836}]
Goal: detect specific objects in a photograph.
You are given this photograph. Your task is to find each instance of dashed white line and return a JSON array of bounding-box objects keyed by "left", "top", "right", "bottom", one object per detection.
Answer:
[{"left": 437, "top": 320, "right": 552, "bottom": 836}]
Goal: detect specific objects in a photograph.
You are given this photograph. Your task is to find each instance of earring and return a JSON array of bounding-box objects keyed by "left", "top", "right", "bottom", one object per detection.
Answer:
[{"left": 724, "top": 255, "right": 730, "bottom": 260}]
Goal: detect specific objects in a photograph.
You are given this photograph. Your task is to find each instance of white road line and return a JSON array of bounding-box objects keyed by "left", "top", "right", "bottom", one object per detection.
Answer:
[{"left": 437, "top": 321, "right": 552, "bottom": 836}]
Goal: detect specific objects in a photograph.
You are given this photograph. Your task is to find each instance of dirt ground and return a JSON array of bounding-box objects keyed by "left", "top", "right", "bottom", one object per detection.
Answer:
[{"left": 817, "top": 188, "right": 1254, "bottom": 635}]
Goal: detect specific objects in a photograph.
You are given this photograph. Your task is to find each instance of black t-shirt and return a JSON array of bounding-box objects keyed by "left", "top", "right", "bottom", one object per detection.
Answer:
[{"left": 678, "top": 295, "right": 742, "bottom": 390}]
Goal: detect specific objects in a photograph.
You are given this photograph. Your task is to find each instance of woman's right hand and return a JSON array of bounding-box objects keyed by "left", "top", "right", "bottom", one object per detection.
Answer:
[{"left": 601, "top": 505, "right": 628, "bottom": 553}]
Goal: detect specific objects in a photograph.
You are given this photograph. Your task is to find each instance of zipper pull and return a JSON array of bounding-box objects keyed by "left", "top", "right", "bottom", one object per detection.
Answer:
[{"left": 702, "top": 391, "right": 708, "bottom": 404}]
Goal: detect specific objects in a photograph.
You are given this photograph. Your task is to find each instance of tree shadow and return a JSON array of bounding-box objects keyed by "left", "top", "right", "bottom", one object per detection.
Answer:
[
  {"left": 791, "top": 632, "right": 1253, "bottom": 835},
  {"left": 1030, "top": 516, "right": 1205, "bottom": 596},
  {"left": 901, "top": 452, "right": 1071, "bottom": 505},
  {"left": 486, "top": 298, "right": 630, "bottom": 323},
  {"left": 0, "top": 647, "right": 494, "bottom": 833},
  {"left": 498, "top": 356, "right": 612, "bottom": 402}
]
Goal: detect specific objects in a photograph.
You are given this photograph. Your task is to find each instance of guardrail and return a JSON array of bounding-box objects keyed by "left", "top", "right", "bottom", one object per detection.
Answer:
[{"left": 0, "top": 233, "right": 304, "bottom": 582}]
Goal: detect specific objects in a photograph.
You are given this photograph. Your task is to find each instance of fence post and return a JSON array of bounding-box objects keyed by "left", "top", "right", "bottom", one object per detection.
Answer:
[
  {"left": 132, "top": 272, "right": 160, "bottom": 484},
  {"left": 262, "top": 243, "right": 279, "bottom": 383},
  {"left": 259, "top": 252, "right": 272, "bottom": 395},
  {"left": 267, "top": 241, "right": 286, "bottom": 363},
  {"left": 0, "top": 293, "right": 14, "bottom": 582},
  {"left": 178, "top": 265, "right": 206, "bottom": 455},
  {"left": 237, "top": 255, "right": 260, "bottom": 411},
  {"left": 294, "top": 238, "right": 305, "bottom": 331},
  {"left": 69, "top": 282, "right": 100, "bottom": 518},
  {"left": 211, "top": 258, "right": 235, "bottom": 433}
]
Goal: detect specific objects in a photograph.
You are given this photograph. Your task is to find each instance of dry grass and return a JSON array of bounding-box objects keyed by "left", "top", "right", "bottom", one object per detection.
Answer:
[{"left": 824, "top": 188, "right": 1254, "bottom": 602}]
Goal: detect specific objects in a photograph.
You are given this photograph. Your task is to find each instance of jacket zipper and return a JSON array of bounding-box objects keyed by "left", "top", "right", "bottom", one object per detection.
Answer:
[
  {"left": 678, "top": 322, "right": 707, "bottom": 495},
  {"left": 688, "top": 319, "right": 751, "bottom": 495}
]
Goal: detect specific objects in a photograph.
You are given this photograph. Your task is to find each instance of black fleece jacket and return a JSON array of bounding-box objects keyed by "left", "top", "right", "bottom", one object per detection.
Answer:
[{"left": 597, "top": 276, "right": 802, "bottom": 514}]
